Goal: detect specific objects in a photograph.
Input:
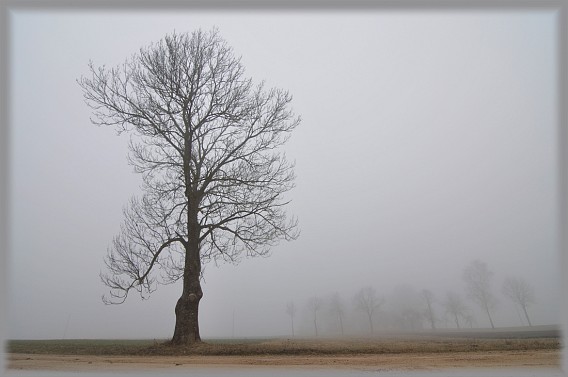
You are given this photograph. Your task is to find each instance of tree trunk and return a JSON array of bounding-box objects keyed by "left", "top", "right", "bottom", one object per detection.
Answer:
[
  {"left": 368, "top": 312, "right": 374, "bottom": 334},
  {"left": 426, "top": 301, "right": 436, "bottom": 329},
  {"left": 172, "top": 286, "right": 202, "bottom": 344},
  {"left": 314, "top": 315, "right": 318, "bottom": 337},
  {"left": 484, "top": 304, "right": 495, "bottom": 329},
  {"left": 522, "top": 305, "right": 532, "bottom": 327},
  {"left": 171, "top": 207, "right": 203, "bottom": 345},
  {"left": 291, "top": 316, "right": 294, "bottom": 337}
]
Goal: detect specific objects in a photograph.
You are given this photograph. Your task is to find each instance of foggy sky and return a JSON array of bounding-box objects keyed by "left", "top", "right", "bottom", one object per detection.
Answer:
[{"left": 6, "top": 9, "right": 561, "bottom": 339}]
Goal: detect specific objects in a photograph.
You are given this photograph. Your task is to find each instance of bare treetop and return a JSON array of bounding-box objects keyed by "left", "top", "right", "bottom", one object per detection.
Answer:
[
  {"left": 502, "top": 276, "right": 535, "bottom": 326},
  {"left": 307, "top": 296, "right": 322, "bottom": 337},
  {"left": 421, "top": 289, "right": 437, "bottom": 330},
  {"left": 444, "top": 291, "right": 469, "bottom": 329},
  {"left": 354, "top": 286, "right": 384, "bottom": 333},
  {"left": 79, "top": 28, "right": 300, "bottom": 344},
  {"left": 463, "top": 260, "right": 497, "bottom": 329},
  {"left": 329, "top": 292, "right": 346, "bottom": 336}
]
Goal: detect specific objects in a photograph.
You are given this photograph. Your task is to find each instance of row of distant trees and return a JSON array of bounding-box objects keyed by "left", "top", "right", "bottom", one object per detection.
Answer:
[
  {"left": 284, "top": 260, "right": 535, "bottom": 337},
  {"left": 456, "top": 260, "right": 534, "bottom": 329}
]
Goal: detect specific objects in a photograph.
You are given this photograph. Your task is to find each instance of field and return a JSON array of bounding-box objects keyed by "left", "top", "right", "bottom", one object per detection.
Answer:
[{"left": 6, "top": 326, "right": 563, "bottom": 372}]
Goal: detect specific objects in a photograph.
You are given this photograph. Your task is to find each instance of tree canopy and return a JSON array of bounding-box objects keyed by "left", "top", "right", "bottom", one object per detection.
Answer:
[{"left": 79, "top": 28, "right": 300, "bottom": 343}]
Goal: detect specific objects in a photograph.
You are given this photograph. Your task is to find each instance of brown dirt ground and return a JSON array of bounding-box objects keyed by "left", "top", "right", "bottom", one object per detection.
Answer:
[{"left": 7, "top": 349, "right": 561, "bottom": 372}]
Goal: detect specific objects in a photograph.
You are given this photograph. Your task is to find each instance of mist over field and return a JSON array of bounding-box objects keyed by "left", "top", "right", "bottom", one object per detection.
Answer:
[{"left": 6, "top": 9, "right": 561, "bottom": 341}]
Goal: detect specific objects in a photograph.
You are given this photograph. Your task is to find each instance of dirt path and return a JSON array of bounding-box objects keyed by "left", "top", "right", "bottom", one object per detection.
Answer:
[{"left": 7, "top": 349, "right": 561, "bottom": 372}]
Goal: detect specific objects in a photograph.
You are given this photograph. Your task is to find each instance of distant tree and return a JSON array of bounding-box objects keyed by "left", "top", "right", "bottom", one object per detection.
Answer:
[
  {"left": 329, "top": 293, "right": 345, "bottom": 336},
  {"left": 354, "top": 286, "right": 384, "bottom": 334},
  {"left": 420, "top": 289, "right": 437, "bottom": 330},
  {"left": 463, "top": 312, "right": 476, "bottom": 329},
  {"left": 444, "top": 291, "right": 469, "bottom": 329},
  {"left": 463, "top": 260, "right": 497, "bottom": 329},
  {"left": 390, "top": 285, "right": 422, "bottom": 331},
  {"left": 307, "top": 296, "right": 322, "bottom": 337},
  {"left": 285, "top": 301, "right": 296, "bottom": 337},
  {"left": 79, "top": 29, "right": 300, "bottom": 345},
  {"left": 502, "top": 277, "right": 535, "bottom": 327}
]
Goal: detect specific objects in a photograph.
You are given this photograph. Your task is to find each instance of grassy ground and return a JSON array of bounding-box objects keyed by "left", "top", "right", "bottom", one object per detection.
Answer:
[
  {"left": 7, "top": 339, "right": 158, "bottom": 356},
  {"left": 7, "top": 336, "right": 561, "bottom": 357}
]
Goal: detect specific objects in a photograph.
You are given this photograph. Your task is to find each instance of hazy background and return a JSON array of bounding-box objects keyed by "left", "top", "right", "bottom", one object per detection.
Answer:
[{"left": 7, "top": 9, "right": 561, "bottom": 339}]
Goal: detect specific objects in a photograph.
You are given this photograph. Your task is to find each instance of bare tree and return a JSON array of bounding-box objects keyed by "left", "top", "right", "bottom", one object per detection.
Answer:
[
  {"left": 329, "top": 293, "right": 345, "bottom": 336},
  {"left": 307, "top": 296, "right": 322, "bottom": 337},
  {"left": 444, "top": 291, "right": 469, "bottom": 329},
  {"left": 285, "top": 301, "right": 296, "bottom": 337},
  {"left": 421, "top": 289, "right": 437, "bottom": 330},
  {"left": 463, "top": 312, "right": 477, "bottom": 329},
  {"left": 390, "top": 285, "right": 423, "bottom": 331},
  {"left": 502, "top": 277, "right": 535, "bottom": 327},
  {"left": 78, "top": 29, "right": 300, "bottom": 345},
  {"left": 463, "top": 260, "right": 497, "bottom": 329},
  {"left": 354, "top": 286, "right": 384, "bottom": 334}
]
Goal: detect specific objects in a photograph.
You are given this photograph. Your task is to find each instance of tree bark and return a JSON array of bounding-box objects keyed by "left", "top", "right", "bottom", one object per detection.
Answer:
[
  {"left": 171, "top": 246, "right": 203, "bottom": 343},
  {"left": 171, "top": 203, "right": 203, "bottom": 345}
]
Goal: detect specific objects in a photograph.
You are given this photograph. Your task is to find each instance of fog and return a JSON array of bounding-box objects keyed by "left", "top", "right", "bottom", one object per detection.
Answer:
[{"left": 6, "top": 9, "right": 562, "bottom": 340}]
